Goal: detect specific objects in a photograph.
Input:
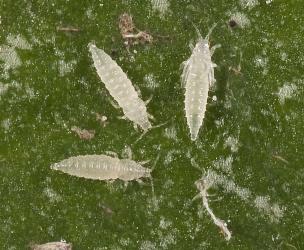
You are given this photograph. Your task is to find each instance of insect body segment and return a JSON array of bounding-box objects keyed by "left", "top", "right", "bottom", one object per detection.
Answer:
[
  {"left": 88, "top": 43, "right": 152, "bottom": 131},
  {"left": 182, "top": 29, "right": 217, "bottom": 141},
  {"left": 51, "top": 154, "right": 152, "bottom": 182}
]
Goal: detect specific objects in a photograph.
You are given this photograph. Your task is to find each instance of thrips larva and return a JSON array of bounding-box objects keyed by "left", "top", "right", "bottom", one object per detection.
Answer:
[
  {"left": 88, "top": 43, "right": 152, "bottom": 131},
  {"left": 51, "top": 154, "right": 153, "bottom": 182},
  {"left": 181, "top": 25, "right": 219, "bottom": 141},
  {"left": 30, "top": 241, "right": 72, "bottom": 250}
]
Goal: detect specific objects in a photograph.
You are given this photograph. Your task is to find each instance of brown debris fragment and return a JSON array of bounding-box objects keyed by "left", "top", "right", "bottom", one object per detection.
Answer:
[
  {"left": 56, "top": 26, "right": 80, "bottom": 32},
  {"left": 119, "top": 13, "right": 136, "bottom": 36},
  {"left": 71, "top": 126, "right": 95, "bottom": 140},
  {"left": 118, "top": 13, "right": 154, "bottom": 48},
  {"left": 272, "top": 154, "right": 289, "bottom": 164},
  {"left": 229, "top": 51, "right": 243, "bottom": 76}
]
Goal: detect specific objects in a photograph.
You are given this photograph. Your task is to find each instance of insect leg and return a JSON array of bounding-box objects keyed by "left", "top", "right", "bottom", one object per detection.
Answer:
[
  {"left": 138, "top": 159, "right": 151, "bottom": 165},
  {"left": 123, "top": 181, "right": 129, "bottom": 191},
  {"left": 210, "top": 44, "right": 221, "bottom": 56},
  {"left": 117, "top": 115, "right": 127, "bottom": 120},
  {"left": 136, "top": 179, "right": 145, "bottom": 185},
  {"left": 133, "top": 84, "right": 142, "bottom": 97},
  {"left": 133, "top": 120, "right": 169, "bottom": 144},
  {"left": 147, "top": 112, "right": 155, "bottom": 121},
  {"left": 105, "top": 151, "right": 119, "bottom": 158},
  {"left": 109, "top": 99, "right": 120, "bottom": 109},
  {"left": 145, "top": 95, "right": 153, "bottom": 106},
  {"left": 192, "top": 193, "right": 201, "bottom": 202},
  {"left": 189, "top": 40, "right": 195, "bottom": 51}
]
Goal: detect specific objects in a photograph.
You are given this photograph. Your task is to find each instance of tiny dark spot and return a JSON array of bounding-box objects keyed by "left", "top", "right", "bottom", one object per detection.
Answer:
[
  {"left": 228, "top": 19, "right": 238, "bottom": 28},
  {"left": 110, "top": 48, "right": 118, "bottom": 57}
]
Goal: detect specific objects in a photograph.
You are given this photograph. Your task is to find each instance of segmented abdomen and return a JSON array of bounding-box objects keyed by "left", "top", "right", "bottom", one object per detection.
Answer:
[
  {"left": 183, "top": 42, "right": 214, "bottom": 141},
  {"left": 51, "top": 155, "right": 151, "bottom": 181},
  {"left": 89, "top": 44, "right": 151, "bottom": 130},
  {"left": 51, "top": 155, "right": 121, "bottom": 180}
]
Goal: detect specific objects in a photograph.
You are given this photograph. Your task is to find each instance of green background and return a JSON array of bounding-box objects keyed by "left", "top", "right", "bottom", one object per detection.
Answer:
[{"left": 0, "top": 0, "right": 303, "bottom": 249}]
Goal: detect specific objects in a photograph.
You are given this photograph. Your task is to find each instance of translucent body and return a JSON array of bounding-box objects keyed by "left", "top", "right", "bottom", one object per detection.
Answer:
[
  {"left": 89, "top": 43, "right": 151, "bottom": 131},
  {"left": 182, "top": 39, "right": 215, "bottom": 141},
  {"left": 51, "top": 155, "right": 151, "bottom": 181},
  {"left": 31, "top": 241, "right": 72, "bottom": 250}
]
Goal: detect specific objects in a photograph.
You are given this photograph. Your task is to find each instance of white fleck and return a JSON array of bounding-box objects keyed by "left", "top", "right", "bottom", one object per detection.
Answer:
[
  {"left": 144, "top": 73, "right": 159, "bottom": 90},
  {"left": 1, "top": 119, "right": 11, "bottom": 131},
  {"left": 214, "top": 118, "right": 224, "bottom": 128},
  {"left": 205, "top": 170, "right": 284, "bottom": 221},
  {"left": 213, "top": 156, "right": 233, "bottom": 173},
  {"left": 254, "top": 196, "right": 284, "bottom": 222},
  {"left": 25, "top": 86, "right": 35, "bottom": 99},
  {"left": 163, "top": 179, "right": 174, "bottom": 189},
  {"left": 85, "top": 7, "right": 96, "bottom": 20},
  {"left": 159, "top": 216, "right": 172, "bottom": 230},
  {"left": 254, "top": 56, "right": 268, "bottom": 68},
  {"left": 164, "top": 150, "right": 179, "bottom": 165},
  {"left": 0, "top": 82, "right": 9, "bottom": 96},
  {"left": 6, "top": 34, "right": 32, "bottom": 50},
  {"left": 119, "top": 238, "right": 131, "bottom": 247},
  {"left": 147, "top": 196, "right": 160, "bottom": 213},
  {"left": 164, "top": 126, "right": 177, "bottom": 141},
  {"left": 58, "top": 59, "right": 77, "bottom": 77},
  {"left": 224, "top": 136, "right": 239, "bottom": 153},
  {"left": 43, "top": 187, "right": 62, "bottom": 202},
  {"left": 140, "top": 241, "right": 157, "bottom": 250},
  {"left": 266, "top": 0, "right": 273, "bottom": 4},
  {"left": 159, "top": 231, "right": 177, "bottom": 249},
  {"left": 151, "top": 0, "right": 170, "bottom": 18},
  {"left": 239, "top": 0, "right": 259, "bottom": 9},
  {"left": 0, "top": 45, "right": 21, "bottom": 72},
  {"left": 0, "top": 35, "right": 31, "bottom": 76},
  {"left": 235, "top": 186, "right": 252, "bottom": 200},
  {"left": 280, "top": 52, "right": 288, "bottom": 61},
  {"left": 230, "top": 12, "right": 251, "bottom": 28},
  {"left": 277, "top": 83, "right": 298, "bottom": 105}
]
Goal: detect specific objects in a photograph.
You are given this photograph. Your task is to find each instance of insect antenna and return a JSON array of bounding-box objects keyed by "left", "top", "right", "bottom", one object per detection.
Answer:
[
  {"left": 150, "top": 152, "right": 161, "bottom": 197},
  {"left": 205, "top": 23, "right": 218, "bottom": 41},
  {"left": 191, "top": 22, "right": 203, "bottom": 40},
  {"left": 133, "top": 120, "right": 169, "bottom": 144}
]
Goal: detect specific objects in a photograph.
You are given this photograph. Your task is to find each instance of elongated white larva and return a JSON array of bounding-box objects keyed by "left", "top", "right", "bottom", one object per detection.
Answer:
[
  {"left": 31, "top": 241, "right": 72, "bottom": 250},
  {"left": 51, "top": 154, "right": 152, "bottom": 182},
  {"left": 88, "top": 43, "right": 152, "bottom": 131},
  {"left": 181, "top": 27, "right": 217, "bottom": 141}
]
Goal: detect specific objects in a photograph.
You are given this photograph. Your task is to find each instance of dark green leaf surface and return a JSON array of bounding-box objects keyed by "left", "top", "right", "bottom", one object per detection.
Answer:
[{"left": 1, "top": 0, "right": 303, "bottom": 249}]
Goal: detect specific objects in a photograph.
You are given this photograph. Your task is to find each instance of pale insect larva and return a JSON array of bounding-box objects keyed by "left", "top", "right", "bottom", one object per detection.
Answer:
[
  {"left": 181, "top": 25, "right": 219, "bottom": 141},
  {"left": 50, "top": 154, "right": 152, "bottom": 182},
  {"left": 30, "top": 241, "right": 72, "bottom": 250},
  {"left": 88, "top": 43, "right": 152, "bottom": 131}
]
